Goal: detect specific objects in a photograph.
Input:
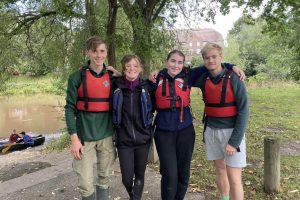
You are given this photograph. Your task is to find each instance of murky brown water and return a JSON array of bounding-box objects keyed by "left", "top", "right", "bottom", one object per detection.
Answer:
[{"left": 0, "top": 94, "right": 65, "bottom": 139}]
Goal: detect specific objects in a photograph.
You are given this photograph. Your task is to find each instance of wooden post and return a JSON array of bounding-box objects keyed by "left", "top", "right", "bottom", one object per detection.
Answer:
[
  {"left": 264, "top": 136, "right": 280, "bottom": 193},
  {"left": 148, "top": 139, "right": 159, "bottom": 163}
]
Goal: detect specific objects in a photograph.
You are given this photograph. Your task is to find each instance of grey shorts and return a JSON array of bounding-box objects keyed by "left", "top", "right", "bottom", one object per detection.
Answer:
[{"left": 204, "top": 126, "right": 246, "bottom": 168}]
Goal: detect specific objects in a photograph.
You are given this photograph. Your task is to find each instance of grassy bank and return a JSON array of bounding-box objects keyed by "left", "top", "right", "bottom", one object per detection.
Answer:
[
  {"left": 189, "top": 81, "right": 300, "bottom": 199},
  {"left": 0, "top": 75, "right": 65, "bottom": 96}
]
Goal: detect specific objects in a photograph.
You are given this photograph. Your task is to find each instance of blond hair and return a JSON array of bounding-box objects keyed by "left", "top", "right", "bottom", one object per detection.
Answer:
[{"left": 201, "top": 43, "right": 223, "bottom": 58}]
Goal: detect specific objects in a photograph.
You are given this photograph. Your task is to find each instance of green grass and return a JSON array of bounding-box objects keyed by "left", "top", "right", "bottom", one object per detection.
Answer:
[
  {"left": 45, "top": 132, "right": 71, "bottom": 152},
  {"left": 0, "top": 75, "right": 66, "bottom": 96},
  {"left": 189, "top": 81, "right": 300, "bottom": 199}
]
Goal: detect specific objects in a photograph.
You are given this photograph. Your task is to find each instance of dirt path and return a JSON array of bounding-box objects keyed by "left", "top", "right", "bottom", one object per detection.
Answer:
[
  {"left": 1, "top": 139, "right": 299, "bottom": 200},
  {"left": 0, "top": 147, "right": 204, "bottom": 200}
]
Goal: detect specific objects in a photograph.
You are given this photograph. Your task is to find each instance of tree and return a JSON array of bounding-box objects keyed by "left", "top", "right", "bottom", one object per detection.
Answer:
[
  {"left": 118, "top": 0, "right": 171, "bottom": 75},
  {"left": 226, "top": 16, "right": 298, "bottom": 79},
  {"left": 106, "top": 0, "right": 118, "bottom": 67},
  {"left": 228, "top": 0, "right": 300, "bottom": 79},
  {"left": 2, "top": 0, "right": 297, "bottom": 79}
]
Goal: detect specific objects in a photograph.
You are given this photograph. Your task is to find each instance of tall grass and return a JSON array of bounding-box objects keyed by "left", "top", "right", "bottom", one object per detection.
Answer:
[
  {"left": 0, "top": 75, "right": 66, "bottom": 96},
  {"left": 45, "top": 132, "right": 71, "bottom": 152}
]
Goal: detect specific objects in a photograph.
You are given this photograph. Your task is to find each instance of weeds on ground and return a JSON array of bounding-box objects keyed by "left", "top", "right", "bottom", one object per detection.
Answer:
[
  {"left": 45, "top": 132, "right": 70, "bottom": 152},
  {"left": 188, "top": 81, "right": 300, "bottom": 199}
]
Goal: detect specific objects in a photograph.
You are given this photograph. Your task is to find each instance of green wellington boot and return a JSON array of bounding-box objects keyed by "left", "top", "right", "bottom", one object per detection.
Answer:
[{"left": 96, "top": 186, "right": 109, "bottom": 200}]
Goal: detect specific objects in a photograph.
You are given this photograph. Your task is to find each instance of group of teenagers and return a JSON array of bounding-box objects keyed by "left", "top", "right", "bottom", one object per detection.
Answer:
[{"left": 65, "top": 36, "right": 249, "bottom": 200}]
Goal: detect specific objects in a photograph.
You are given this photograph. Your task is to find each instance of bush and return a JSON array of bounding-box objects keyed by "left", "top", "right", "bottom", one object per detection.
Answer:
[{"left": 45, "top": 133, "right": 70, "bottom": 151}]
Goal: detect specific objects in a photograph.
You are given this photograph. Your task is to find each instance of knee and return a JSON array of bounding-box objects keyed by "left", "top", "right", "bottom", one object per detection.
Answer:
[
  {"left": 215, "top": 161, "right": 227, "bottom": 176},
  {"left": 162, "top": 173, "right": 178, "bottom": 187},
  {"left": 228, "top": 177, "right": 242, "bottom": 189},
  {"left": 134, "top": 178, "right": 144, "bottom": 186},
  {"left": 122, "top": 176, "right": 133, "bottom": 189}
]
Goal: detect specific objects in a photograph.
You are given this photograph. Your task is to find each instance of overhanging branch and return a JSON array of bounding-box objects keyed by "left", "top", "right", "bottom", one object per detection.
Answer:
[{"left": 9, "top": 11, "right": 57, "bottom": 36}]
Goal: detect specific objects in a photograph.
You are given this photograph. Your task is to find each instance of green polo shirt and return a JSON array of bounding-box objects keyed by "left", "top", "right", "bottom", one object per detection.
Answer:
[{"left": 65, "top": 67, "right": 114, "bottom": 141}]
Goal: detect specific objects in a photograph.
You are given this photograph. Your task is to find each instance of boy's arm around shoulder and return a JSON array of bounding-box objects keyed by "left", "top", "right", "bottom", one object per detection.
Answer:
[{"left": 189, "top": 63, "right": 235, "bottom": 86}]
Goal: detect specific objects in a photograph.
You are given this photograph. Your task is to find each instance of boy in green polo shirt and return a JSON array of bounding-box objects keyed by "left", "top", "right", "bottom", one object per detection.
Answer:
[{"left": 65, "top": 36, "right": 116, "bottom": 200}]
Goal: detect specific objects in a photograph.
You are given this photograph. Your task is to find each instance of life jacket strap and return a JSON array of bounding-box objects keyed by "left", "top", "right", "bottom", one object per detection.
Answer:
[
  {"left": 202, "top": 112, "right": 207, "bottom": 143},
  {"left": 220, "top": 70, "right": 232, "bottom": 104},
  {"left": 179, "top": 97, "right": 184, "bottom": 123},
  {"left": 166, "top": 95, "right": 184, "bottom": 123},
  {"left": 205, "top": 102, "right": 237, "bottom": 107},
  {"left": 162, "top": 77, "right": 167, "bottom": 97},
  {"left": 77, "top": 97, "right": 110, "bottom": 102},
  {"left": 81, "top": 66, "right": 89, "bottom": 110}
]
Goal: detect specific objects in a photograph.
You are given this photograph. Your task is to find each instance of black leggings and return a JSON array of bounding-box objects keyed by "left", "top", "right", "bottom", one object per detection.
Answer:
[
  {"left": 117, "top": 144, "right": 150, "bottom": 195},
  {"left": 154, "top": 124, "right": 195, "bottom": 200}
]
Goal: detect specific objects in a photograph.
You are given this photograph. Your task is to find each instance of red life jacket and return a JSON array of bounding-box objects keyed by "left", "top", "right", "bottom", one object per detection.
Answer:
[
  {"left": 76, "top": 67, "right": 111, "bottom": 112},
  {"left": 155, "top": 69, "right": 190, "bottom": 122},
  {"left": 204, "top": 70, "right": 237, "bottom": 117},
  {"left": 9, "top": 133, "right": 20, "bottom": 142}
]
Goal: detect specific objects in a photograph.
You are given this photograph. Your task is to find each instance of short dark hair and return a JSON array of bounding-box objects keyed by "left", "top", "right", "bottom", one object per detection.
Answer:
[
  {"left": 166, "top": 50, "right": 185, "bottom": 62},
  {"left": 85, "top": 36, "right": 107, "bottom": 52}
]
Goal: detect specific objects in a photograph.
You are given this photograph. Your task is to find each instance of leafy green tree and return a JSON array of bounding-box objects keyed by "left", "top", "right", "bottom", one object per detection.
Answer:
[
  {"left": 2, "top": 0, "right": 298, "bottom": 80},
  {"left": 231, "top": 0, "right": 300, "bottom": 79},
  {"left": 226, "top": 16, "right": 298, "bottom": 79}
]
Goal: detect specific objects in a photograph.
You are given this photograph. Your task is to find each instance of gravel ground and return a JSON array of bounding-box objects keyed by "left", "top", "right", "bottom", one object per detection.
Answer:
[{"left": 0, "top": 147, "right": 204, "bottom": 200}]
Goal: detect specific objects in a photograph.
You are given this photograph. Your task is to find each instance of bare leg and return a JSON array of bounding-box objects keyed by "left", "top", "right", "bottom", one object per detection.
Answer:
[
  {"left": 214, "top": 159, "right": 229, "bottom": 198},
  {"left": 227, "top": 166, "right": 243, "bottom": 200}
]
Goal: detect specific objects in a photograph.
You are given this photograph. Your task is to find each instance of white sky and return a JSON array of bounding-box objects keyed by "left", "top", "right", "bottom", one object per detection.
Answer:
[
  {"left": 174, "top": 6, "right": 244, "bottom": 40},
  {"left": 203, "top": 7, "right": 243, "bottom": 40}
]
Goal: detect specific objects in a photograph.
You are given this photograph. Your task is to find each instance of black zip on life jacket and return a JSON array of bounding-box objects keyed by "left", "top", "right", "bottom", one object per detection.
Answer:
[
  {"left": 112, "top": 85, "right": 153, "bottom": 128},
  {"left": 80, "top": 65, "right": 113, "bottom": 110},
  {"left": 160, "top": 66, "right": 190, "bottom": 122}
]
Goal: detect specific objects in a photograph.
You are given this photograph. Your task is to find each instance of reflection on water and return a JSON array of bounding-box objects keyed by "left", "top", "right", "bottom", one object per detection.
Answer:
[{"left": 0, "top": 94, "right": 65, "bottom": 138}]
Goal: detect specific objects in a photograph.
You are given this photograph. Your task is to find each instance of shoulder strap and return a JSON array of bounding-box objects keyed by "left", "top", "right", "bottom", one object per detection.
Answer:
[
  {"left": 160, "top": 74, "right": 167, "bottom": 97},
  {"left": 80, "top": 66, "right": 89, "bottom": 110},
  {"left": 220, "top": 69, "right": 232, "bottom": 104}
]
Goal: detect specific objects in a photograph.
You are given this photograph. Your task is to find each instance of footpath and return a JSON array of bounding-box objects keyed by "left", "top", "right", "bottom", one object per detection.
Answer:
[{"left": 0, "top": 148, "right": 204, "bottom": 200}]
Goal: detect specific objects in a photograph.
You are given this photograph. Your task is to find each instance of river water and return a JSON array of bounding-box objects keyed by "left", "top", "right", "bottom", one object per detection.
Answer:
[{"left": 0, "top": 94, "right": 66, "bottom": 139}]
